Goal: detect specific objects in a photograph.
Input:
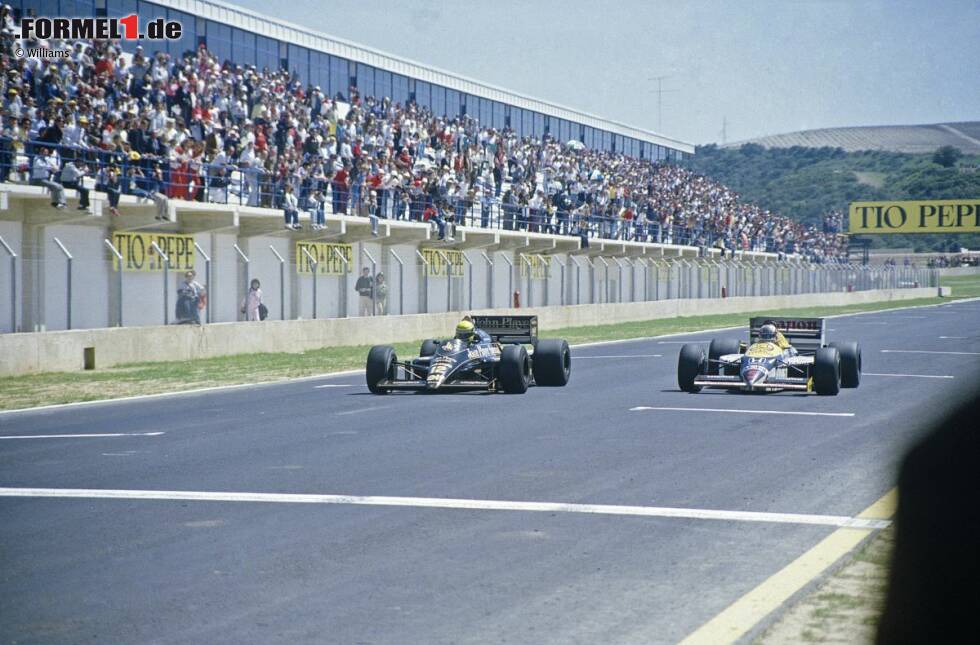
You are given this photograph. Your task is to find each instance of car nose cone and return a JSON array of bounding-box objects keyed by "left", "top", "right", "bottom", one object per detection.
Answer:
[{"left": 744, "top": 368, "right": 765, "bottom": 385}]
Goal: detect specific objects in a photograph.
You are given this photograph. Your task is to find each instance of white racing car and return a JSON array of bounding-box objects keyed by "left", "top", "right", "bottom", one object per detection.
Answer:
[{"left": 677, "top": 317, "right": 861, "bottom": 395}]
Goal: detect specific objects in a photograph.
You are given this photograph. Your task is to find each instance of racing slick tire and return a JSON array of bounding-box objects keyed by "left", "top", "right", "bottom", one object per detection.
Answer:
[
  {"left": 829, "top": 341, "right": 861, "bottom": 388},
  {"left": 366, "top": 345, "right": 397, "bottom": 394},
  {"left": 708, "top": 338, "right": 741, "bottom": 376},
  {"left": 499, "top": 345, "right": 531, "bottom": 394},
  {"left": 532, "top": 339, "right": 571, "bottom": 386},
  {"left": 419, "top": 339, "right": 441, "bottom": 357},
  {"left": 678, "top": 344, "right": 707, "bottom": 393},
  {"left": 813, "top": 347, "right": 841, "bottom": 396}
]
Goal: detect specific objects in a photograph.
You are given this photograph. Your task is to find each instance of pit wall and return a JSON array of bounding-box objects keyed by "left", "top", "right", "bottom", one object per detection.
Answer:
[{"left": 0, "top": 287, "right": 937, "bottom": 376}]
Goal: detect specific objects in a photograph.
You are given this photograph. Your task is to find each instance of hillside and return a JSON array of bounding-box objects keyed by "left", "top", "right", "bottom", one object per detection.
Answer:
[
  {"left": 726, "top": 122, "right": 980, "bottom": 155},
  {"left": 685, "top": 145, "right": 980, "bottom": 252}
]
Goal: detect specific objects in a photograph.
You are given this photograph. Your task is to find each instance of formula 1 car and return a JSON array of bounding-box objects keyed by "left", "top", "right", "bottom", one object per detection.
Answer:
[
  {"left": 365, "top": 315, "right": 571, "bottom": 394},
  {"left": 677, "top": 317, "right": 861, "bottom": 395}
]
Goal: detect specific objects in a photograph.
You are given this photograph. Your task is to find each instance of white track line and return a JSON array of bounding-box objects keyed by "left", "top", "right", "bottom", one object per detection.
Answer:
[
  {"left": 658, "top": 340, "right": 713, "bottom": 344},
  {"left": 630, "top": 406, "right": 854, "bottom": 418},
  {"left": 0, "top": 487, "right": 890, "bottom": 530},
  {"left": 0, "top": 432, "right": 164, "bottom": 440},
  {"left": 863, "top": 373, "right": 954, "bottom": 379},
  {"left": 335, "top": 406, "right": 389, "bottom": 416},
  {"left": 576, "top": 354, "right": 662, "bottom": 359},
  {"left": 313, "top": 384, "right": 354, "bottom": 389},
  {"left": 881, "top": 349, "right": 980, "bottom": 356},
  {"left": 939, "top": 336, "right": 968, "bottom": 339}
]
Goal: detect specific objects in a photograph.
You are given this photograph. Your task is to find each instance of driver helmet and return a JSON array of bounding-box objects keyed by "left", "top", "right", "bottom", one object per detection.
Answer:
[
  {"left": 455, "top": 319, "right": 475, "bottom": 341},
  {"left": 759, "top": 323, "right": 778, "bottom": 342}
]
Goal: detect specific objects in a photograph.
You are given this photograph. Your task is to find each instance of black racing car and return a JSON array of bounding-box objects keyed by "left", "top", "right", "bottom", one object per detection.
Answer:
[{"left": 365, "top": 315, "right": 571, "bottom": 394}]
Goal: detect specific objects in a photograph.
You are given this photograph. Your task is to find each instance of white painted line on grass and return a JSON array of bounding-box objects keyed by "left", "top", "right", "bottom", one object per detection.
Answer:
[
  {"left": 313, "top": 384, "right": 354, "bottom": 389},
  {"left": 863, "top": 373, "right": 954, "bottom": 379},
  {"left": 335, "top": 406, "right": 390, "bottom": 416},
  {"left": 630, "top": 406, "right": 855, "bottom": 418},
  {"left": 0, "top": 432, "right": 164, "bottom": 440},
  {"left": 881, "top": 349, "right": 980, "bottom": 356},
  {"left": 0, "top": 487, "right": 890, "bottom": 530},
  {"left": 576, "top": 354, "right": 662, "bottom": 359}
]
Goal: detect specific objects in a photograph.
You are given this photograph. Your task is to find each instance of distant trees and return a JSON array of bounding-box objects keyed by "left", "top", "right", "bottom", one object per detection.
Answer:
[{"left": 932, "top": 145, "right": 963, "bottom": 167}]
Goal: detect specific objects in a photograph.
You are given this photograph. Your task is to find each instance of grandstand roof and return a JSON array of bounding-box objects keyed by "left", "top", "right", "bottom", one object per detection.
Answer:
[
  {"left": 154, "top": 0, "right": 694, "bottom": 154},
  {"left": 725, "top": 121, "right": 980, "bottom": 154}
]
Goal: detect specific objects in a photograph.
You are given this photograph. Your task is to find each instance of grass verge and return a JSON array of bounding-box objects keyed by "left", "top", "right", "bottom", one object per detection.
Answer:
[
  {"left": 0, "top": 278, "right": 975, "bottom": 412},
  {"left": 755, "top": 527, "right": 893, "bottom": 644}
]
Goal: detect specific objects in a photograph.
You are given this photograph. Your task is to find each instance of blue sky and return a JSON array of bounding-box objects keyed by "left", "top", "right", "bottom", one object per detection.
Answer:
[{"left": 233, "top": 0, "right": 980, "bottom": 145}]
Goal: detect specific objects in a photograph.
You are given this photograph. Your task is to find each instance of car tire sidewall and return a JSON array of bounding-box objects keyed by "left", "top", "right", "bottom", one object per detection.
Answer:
[
  {"left": 366, "top": 345, "right": 396, "bottom": 394},
  {"left": 814, "top": 347, "right": 841, "bottom": 395},
  {"left": 499, "top": 345, "right": 530, "bottom": 394},
  {"left": 678, "top": 344, "right": 706, "bottom": 393},
  {"left": 532, "top": 339, "right": 571, "bottom": 386}
]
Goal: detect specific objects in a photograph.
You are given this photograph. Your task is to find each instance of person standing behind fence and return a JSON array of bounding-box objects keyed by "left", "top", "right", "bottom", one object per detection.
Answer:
[
  {"left": 59, "top": 159, "right": 90, "bottom": 211},
  {"left": 240, "top": 278, "right": 264, "bottom": 321},
  {"left": 283, "top": 183, "right": 300, "bottom": 230},
  {"left": 375, "top": 272, "right": 388, "bottom": 315},
  {"left": 176, "top": 270, "right": 206, "bottom": 324},
  {"left": 355, "top": 268, "right": 374, "bottom": 316}
]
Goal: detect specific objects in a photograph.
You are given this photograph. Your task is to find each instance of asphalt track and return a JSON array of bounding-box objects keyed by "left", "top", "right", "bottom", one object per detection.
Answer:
[{"left": 2, "top": 300, "right": 978, "bottom": 644}]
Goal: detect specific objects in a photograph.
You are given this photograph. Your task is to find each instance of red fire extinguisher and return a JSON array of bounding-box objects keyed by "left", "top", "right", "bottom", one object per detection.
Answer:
[{"left": 513, "top": 290, "right": 521, "bottom": 308}]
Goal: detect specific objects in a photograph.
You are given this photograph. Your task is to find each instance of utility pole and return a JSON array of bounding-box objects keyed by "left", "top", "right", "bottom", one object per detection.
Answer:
[{"left": 647, "top": 75, "right": 678, "bottom": 133}]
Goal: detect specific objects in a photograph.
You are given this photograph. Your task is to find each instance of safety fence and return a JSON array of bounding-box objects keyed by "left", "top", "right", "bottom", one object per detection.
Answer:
[{"left": 0, "top": 232, "right": 938, "bottom": 334}]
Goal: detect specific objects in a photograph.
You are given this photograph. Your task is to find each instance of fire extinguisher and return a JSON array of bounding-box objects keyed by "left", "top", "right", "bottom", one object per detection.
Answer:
[{"left": 513, "top": 290, "right": 521, "bottom": 308}]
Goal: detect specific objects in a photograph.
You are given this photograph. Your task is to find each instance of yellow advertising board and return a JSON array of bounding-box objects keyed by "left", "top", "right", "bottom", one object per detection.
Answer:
[
  {"left": 111, "top": 232, "right": 195, "bottom": 272},
  {"left": 296, "top": 242, "right": 353, "bottom": 275},
  {"left": 519, "top": 254, "right": 549, "bottom": 280},
  {"left": 849, "top": 200, "right": 980, "bottom": 234},
  {"left": 421, "top": 248, "right": 463, "bottom": 277}
]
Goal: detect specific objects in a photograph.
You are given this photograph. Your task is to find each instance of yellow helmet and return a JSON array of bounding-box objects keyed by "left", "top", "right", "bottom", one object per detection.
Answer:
[{"left": 455, "top": 319, "right": 475, "bottom": 340}]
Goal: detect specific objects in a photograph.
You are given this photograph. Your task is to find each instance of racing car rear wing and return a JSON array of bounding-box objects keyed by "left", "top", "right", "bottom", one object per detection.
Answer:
[
  {"left": 749, "top": 316, "right": 825, "bottom": 355},
  {"left": 471, "top": 315, "right": 538, "bottom": 345}
]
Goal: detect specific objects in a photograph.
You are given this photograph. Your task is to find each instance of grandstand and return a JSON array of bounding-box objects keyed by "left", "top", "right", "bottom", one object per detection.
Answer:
[
  {"left": 727, "top": 122, "right": 980, "bottom": 154},
  {"left": 0, "top": 0, "right": 851, "bottom": 333}
]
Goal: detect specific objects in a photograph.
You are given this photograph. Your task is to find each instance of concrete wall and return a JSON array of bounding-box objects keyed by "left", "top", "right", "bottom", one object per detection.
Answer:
[{"left": 0, "top": 287, "right": 937, "bottom": 376}]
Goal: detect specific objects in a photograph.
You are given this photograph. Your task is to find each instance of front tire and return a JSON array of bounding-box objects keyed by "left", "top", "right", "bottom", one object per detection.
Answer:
[
  {"left": 499, "top": 345, "right": 530, "bottom": 394},
  {"left": 532, "top": 339, "right": 571, "bottom": 386},
  {"left": 419, "top": 339, "right": 441, "bottom": 357},
  {"left": 366, "top": 345, "right": 397, "bottom": 394},
  {"left": 708, "top": 338, "right": 741, "bottom": 376},
  {"left": 829, "top": 341, "right": 861, "bottom": 388},
  {"left": 678, "top": 344, "right": 706, "bottom": 393},
  {"left": 813, "top": 347, "right": 841, "bottom": 395}
]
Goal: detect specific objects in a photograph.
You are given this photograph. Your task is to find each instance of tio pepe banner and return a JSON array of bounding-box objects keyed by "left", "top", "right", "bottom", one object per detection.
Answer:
[{"left": 849, "top": 200, "right": 980, "bottom": 234}]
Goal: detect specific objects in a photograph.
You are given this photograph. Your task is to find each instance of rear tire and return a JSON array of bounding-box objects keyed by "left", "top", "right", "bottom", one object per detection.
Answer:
[
  {"left": 829, "top": 341, "right": 861, "bottom": 388},
  {"left": 366, "top": 345, "right": 396, "bottom": 394},
  {"left": 532, "top": 339, "right": 571, "bottom": 386},
  {"left": 708, "top": 338, "right": 741, "bottom": 376},
  {"left": 499, "top": 345, "right": 530, "bottom": 394},
  {"left": 813, "top": 347, "right": 840, "bottom": 396},
  {"left": 678, "top": 344, "right": 706, "bottom": 393},
  {"left": 419, "top": 339, "right": 441, "bottom": 357}
]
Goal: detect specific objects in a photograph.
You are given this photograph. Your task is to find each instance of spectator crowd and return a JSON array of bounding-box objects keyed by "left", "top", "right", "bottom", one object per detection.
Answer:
[{"left": 0, "top": 4, "right": 847, "bottom": 262}]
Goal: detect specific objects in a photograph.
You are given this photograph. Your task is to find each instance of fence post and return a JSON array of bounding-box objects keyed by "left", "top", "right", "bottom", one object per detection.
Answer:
[
  {"left": 462, "top": 252, "right": 473, "bottom": 311},
  {"left": 595, "top": 256, "right": 610, "bottom": 303},
  {"left": 194, "top": 242, "right": 212, "bottom": 324},
  {"left": 52, "top": 237, "right": 73, "bottom": 329},
  {"left": 481, "top": 251, "right": 494, "bottom": 309},
  {"left": 301, "top": 246, "right": 319, "bottom": 319},
  {"left": 269, "top": 245, "right": 285, "bottom": 320},
  {"left": 519, "top": 254, "right": 533, "bottom": 307},
  {"left": 332, "top": 247, "right": 350, "bottom": 317},
  {"left": 0, "top": 235, "right": 17, "bottom": 332},
  {"left": 104, "top": 238, "right": 124, "bottom": 327},
  {"left": 415, "top": 249, "right": 429, "bottom": 313},
  {"left": 437, "top": 250, "right": 452, "bottom": 312},
  {"left": 233, "top": 244, "right": 250, "bottom": 321},
  {"left": 390, "top": 249, "right": 405, "bottom": 315},
  {"left": 568, "top": 255, "right": 584, "bottom": 305},
  {"left": 501, "top": 255, "right": 514, "bottom": 307},
  {"left": 150, "top": 241, "right": 170, "bottom": 325}
]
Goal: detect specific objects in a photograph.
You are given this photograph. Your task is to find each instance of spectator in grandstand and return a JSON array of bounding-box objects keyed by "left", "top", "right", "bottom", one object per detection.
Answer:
[
  {"left": 283, "top": 183, "right": 300, "bottom": 230},
  {"left": 59, "top": 158, "right": 89, "bottom": 211},
  {"left": 355, "top": 267, "right": 374, "bottom": 316},
  {"left": 30, "top": 146, "right": 65, "bottom": 209}
]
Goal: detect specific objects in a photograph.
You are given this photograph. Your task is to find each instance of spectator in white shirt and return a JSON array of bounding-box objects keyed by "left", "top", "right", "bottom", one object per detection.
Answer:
[{"left": 30, "top": 147, "right": 65, "bottom": 208}]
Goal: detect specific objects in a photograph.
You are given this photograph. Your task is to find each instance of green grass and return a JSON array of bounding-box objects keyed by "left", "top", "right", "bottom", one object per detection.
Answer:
[
  {"left": 940, "top": 273, "right": 980, "bottom": 299},
  {"left": 0, "top": 275, "right": 976, "bottom": 412}
]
